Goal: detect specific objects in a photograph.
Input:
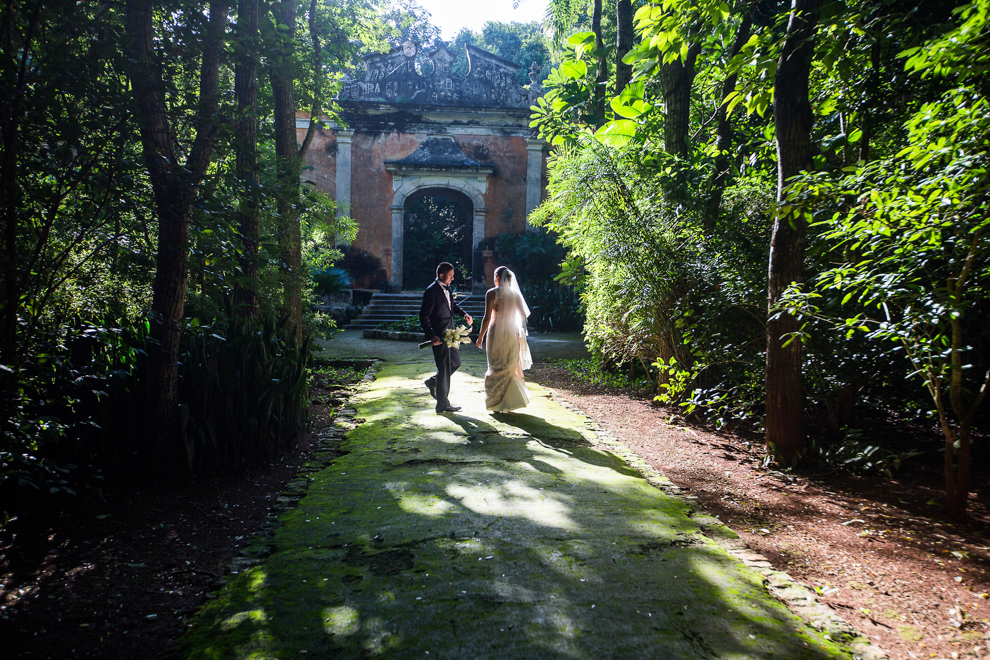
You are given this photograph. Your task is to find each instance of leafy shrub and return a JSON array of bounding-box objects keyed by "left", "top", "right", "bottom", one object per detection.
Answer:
[
  {"left": 377, "top": 316, "right": 423, "bottom": 332},
  {"left": 802, "top": 429, "right": 924, "bottom": 477},
  {"left": 473, "top": 228, "right": 584, "bottom": 332},
  {"left": 177, "top": 313, "right": 310, "bottom": 474},
  {"left": 1, "top": 318, "right": 150, "bottom": 510},
  {"left": 553, "top": 356, "right": 655, "bottom": 390},
  {"left": 335, "top": 245, "right": 386, "bottom": 290},
  {"left": 522, "top": 281, "right": 583, "bottom": 332},
  {"left": 312, "top": 267, "right": 351, "bottom": 297},
  {"left": 531, "top": 141, "right": 771, "bottom": 422},
  {"left": 475, "top": 228, "right": 571, "bottom": 286}
]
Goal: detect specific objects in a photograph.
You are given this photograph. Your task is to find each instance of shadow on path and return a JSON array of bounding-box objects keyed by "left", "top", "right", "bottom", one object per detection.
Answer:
[{"left": 178, "top": 361, "right": 852, "bottom": 659}]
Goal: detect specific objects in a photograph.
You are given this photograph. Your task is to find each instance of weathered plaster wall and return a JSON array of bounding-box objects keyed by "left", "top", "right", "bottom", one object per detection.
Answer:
[
  {"left": 457, "top": 135, "right": 529, "bottom": 236},
  {"left": 298, "top": 123, "right": 337, "bottom": 197},
  {"left": 295, "top": 108, "right": 542, "bottom": 289}
]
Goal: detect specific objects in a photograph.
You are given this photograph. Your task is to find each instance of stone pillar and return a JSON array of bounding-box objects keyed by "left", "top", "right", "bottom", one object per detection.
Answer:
[
  {"left": 391, "top": 204, "right": 404, "bottom": 290},
  {"left": 472, "top": 208, "right": 487, "bottom": 289},
  {"left": 525, "top": 139, "right": 545, "bottom": 230},
  {"left": 335, "top": 130, "right": 353, "bottom": 244}
]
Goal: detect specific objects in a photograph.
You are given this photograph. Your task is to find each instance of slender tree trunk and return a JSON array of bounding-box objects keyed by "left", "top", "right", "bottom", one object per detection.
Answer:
[
  {"left": 589, "top": 0, "right": 608, "bottom": 126},
  {"left": 270, "top": 0, "right": 303, "bottom": 338},
  {"left": 127, "top": 0, "right": 229, "bottom": 461},
  {"left": 233, "top": 0, "right": 260, "bottom": 319},
  {"left": 765, "top": 0, "right": 820, "bottom": 465},
  {"left": 615, "top": 0, "right": 634, "bottom": 94},
  {"left": 660, "top": 45, "right": 701, "bottom": 162},
  {"left": 269, "top": 0, "right": 321, "bottom": 340},
  {"left": 653, "top": 32, "right": 700, "bottom": 389},
  {"left": 0, "top": 2, "right": 42, "bottom": 360},
  {"left": 704, "top": 12, "right": 753, "bottom": 233},
  {"left": 858, "top": 41, "right": 880, "bottom": 163}
]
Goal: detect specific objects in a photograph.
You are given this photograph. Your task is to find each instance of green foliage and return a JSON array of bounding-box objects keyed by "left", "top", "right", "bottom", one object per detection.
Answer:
[
  {"left": 452, "top": 22, "right": 551, "bottom": 87},
  {"left": 402, "top": 193, "right": 473, "bottom": 290},
  {"left": 531, "top": 140, "right": 774, "bottom": 428},
  {"left": 300, "top": 188, "right": 356, "bottom": 274},
  {"left": 177, "top": 313, "right": 311, "bottom": 474},
  {"left": 0, "top": 307, "right": 315, "bottom": 506},
  {"left": 552, "top": 356, "right": 655, "bottom": 390},
  {"left": 530, "top": 32, "right": 608, "bottom": 144},
  {"left": 312, "top": 267, "right": 351, "bottom": 297},
  {"left": 0, "top": 0, "right": 151, "bottom": 353},
  {"left": 474, "top": 228, "right": 583, "bottom": 332},
  {"left": 767, "top": 1, "right": 990, "bottom": 513},
  {"left": 805, "top": 430, "right": 924, "bottom": 477},
  {"left": 475, "top": 228, "right": 572, "bottom": 286},
  {"left": 376, "top": 316, "right": 425, "bottom": 332},
  {"left": 521, "top": 281, "right": 584, "bottom": 333},
  {"left": 0, "top": 318, "right": 150, "bottom": 508}
]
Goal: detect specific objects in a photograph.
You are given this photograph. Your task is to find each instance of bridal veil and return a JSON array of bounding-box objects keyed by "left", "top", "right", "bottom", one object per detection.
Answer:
[{"left": 485, "top": 268, "right": 533, "bottom": 411}]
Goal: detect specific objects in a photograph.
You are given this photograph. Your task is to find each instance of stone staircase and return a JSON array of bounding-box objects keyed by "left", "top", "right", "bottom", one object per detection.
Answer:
[{"left": 345, "top": 291, "right": 486, "bottom": 330}]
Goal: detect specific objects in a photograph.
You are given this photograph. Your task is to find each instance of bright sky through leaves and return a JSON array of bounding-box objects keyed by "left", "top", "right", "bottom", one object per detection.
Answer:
[{"left": 414, "top": 0, "right": 548, "bottom": 39}]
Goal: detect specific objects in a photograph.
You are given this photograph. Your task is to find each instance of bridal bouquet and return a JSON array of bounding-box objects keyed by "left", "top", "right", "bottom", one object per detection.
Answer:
[{"left": 419, "top": 325, "right": 472, "bottom": 350}]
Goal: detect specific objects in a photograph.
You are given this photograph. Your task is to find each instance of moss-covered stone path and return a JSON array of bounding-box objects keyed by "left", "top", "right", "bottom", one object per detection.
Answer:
[{"left": 179, "top": 332, "right": 865, "bottom": 659}]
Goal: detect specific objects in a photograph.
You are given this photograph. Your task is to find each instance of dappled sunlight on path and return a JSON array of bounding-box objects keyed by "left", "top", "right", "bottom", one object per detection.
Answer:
[{"left": 178, "top": 343, "right": 855, "bottom": 659}]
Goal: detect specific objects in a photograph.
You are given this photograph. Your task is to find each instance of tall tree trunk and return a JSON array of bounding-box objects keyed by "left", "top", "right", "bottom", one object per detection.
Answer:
[
  {"left": 233, "top": 0, "right": 260, "bottom": 320},
  {"left": 765, "top": 0, "right": 820, "bottom": 465},
  {"left": 270, "top": 0, "right": 302, "bottom": 338},
  {"left": 269, "top": 0, "right": 321, "bottom": 339},
  {"left": 615, "top": 0, "right": 634, "bottom": 94},
  {"left": 659, "top": 41, "right": 701, "bottom": 209},
  {"left": 589, "top": 0, "right": 608, "bottom": 126},
  {"left": 659, "top": 45, "right": 701, "bottom": 162},
  {"left": 127, "top": 0, "right": 228, "bottom": 461},
  {"left": 858, "top": 40, "right": 880, "bottom": 163},
  {"left": 703, "top": 11, "right": 753, "bottom": 233},
  {"left": 0, "top": 2, "right": 43, "bottom": 360}
]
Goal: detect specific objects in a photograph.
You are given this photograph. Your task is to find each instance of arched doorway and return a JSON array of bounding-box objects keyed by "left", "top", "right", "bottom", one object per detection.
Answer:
[{"left": 402, "top": 187, "right": 473, "bottom": 290}]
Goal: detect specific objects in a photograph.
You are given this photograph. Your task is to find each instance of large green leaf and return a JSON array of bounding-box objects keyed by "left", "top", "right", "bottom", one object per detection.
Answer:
[
  {"left": 594, "top": 119, "right": 638, "bottom": 147},
  {"left": 566, "top": 31, "right": 596, "bottom": 46},
  {"left": 561, "top": 60, "right": 588, "bottom": 79},
  {"left": 610, "top": 81, "right": 653, "bottom": 119}
]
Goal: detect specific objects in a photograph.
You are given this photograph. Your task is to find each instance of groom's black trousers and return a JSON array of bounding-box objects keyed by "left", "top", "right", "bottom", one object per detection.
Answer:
[{"left": 430, "top": 342, "right": 461, "bottom": 409}]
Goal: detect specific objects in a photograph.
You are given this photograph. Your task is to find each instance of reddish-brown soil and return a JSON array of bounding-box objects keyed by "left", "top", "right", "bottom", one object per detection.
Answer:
[
  {"left": 529, "top": 363, "right": 990, "bottom": 660},
  {"left": 3, "top": 361, "right": 989, "bottom": 660}
]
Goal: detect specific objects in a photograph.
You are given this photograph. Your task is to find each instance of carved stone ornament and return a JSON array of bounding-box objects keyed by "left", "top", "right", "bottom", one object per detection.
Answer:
[{"left": 339, "top": 43, "right": 541, "bottom": 109}]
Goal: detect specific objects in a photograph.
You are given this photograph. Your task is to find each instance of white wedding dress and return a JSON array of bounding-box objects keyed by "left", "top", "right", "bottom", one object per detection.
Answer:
[{"left": 484, "top": 285, "right": 533, "bottom": 412}]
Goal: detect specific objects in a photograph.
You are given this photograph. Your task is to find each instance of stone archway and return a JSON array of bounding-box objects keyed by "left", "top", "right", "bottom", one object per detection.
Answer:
[
  {"left": 388, "top": 143, "right": 491, "bottom": 290},
  {"left": 296, "top": 42, "right": 548, "bottom": 293}
]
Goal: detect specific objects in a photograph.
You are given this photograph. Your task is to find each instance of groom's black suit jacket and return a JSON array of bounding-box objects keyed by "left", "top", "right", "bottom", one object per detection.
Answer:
[{"left": 420, "top": 280, "right": 466, "bottom": 341}]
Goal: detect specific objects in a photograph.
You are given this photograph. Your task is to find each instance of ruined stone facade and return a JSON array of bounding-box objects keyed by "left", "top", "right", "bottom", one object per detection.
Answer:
[{"left": 296, "top": 42, "right": 546, "bottom": 290}]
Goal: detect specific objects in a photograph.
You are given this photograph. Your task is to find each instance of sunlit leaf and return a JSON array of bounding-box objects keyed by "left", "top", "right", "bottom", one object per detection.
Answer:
[{"left": 594, "top": 119, "right": 638, "bottom": 147}]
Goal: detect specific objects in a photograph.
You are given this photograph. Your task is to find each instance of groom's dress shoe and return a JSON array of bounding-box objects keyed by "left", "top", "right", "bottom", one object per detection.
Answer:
[
  {"left": 436, "top": 405, "right": 461, "bottom": 414},
  {"left": 425, "top": 378, "right": 437, "bottom": 399}
]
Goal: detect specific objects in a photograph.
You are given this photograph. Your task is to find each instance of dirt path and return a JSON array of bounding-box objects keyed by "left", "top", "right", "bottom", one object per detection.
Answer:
[
  {"left": 178, "top": 336, "right": 880, "bottom": 658},
  {"left": 526, "top": 363, "right": 990, "bottom": 660}
]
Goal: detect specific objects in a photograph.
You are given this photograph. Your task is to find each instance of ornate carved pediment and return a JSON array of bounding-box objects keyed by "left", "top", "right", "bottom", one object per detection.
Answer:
[{"left": 339, "top": 41, "right": 541, "bottom": 109}]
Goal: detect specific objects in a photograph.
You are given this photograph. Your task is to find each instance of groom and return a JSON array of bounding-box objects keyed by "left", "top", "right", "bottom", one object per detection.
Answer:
[{"left": 420, "top": 262, "right": 472, "bottom": 413}]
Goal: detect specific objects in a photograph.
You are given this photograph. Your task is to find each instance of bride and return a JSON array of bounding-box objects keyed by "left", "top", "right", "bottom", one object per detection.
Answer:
[{"left": 475, "top": 266, "right": 533, "bottom": 412}]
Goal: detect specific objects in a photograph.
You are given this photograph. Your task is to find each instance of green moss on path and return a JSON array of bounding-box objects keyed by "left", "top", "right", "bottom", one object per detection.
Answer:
[{"left": 178, "top": 335, "right": 865, "bottom": 659}]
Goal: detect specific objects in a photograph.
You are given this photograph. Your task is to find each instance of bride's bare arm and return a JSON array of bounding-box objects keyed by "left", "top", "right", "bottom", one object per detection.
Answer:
[{"left": 475, "top": 288, "right": 497, "bottom": 348}]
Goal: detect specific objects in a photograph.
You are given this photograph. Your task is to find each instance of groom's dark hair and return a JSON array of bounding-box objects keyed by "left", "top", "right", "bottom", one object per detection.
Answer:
[{"left": 436, "top": 262, "right": 454, "bottom": 278}]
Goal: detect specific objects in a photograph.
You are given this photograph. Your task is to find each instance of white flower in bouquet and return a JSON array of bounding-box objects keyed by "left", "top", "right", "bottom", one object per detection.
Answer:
[
  {"left": 444, "top": 325, "right": 472, "bottom": 348},
  {"left": 419, "top": 325, "right": 473, "bottom": 350}
]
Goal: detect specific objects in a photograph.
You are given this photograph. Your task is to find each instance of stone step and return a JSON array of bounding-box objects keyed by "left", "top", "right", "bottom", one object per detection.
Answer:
[{"left": 345, "top": 292, "right": 485, "bottom": 328}]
